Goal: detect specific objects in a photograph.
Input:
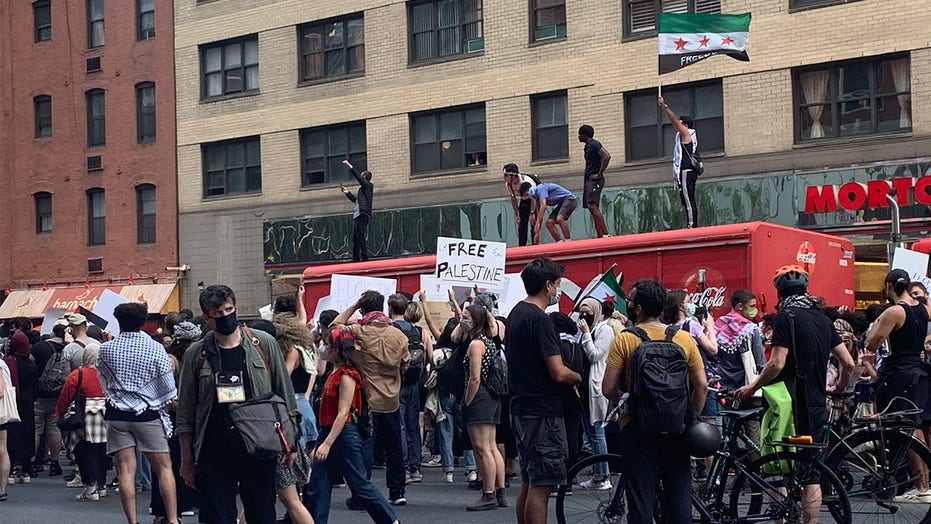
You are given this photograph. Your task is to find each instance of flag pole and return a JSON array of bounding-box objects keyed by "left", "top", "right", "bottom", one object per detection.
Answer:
[
  {"left": 571, "top": 263, "right": 619, "bottom": 307},
  {"left": 658, "top": 83, "right": 662, "bottom": 98}
]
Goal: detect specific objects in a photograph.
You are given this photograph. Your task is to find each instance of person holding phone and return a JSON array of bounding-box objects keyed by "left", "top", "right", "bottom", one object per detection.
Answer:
[{"left": 339, "top": 160, "right": 374, "bottom": 262}]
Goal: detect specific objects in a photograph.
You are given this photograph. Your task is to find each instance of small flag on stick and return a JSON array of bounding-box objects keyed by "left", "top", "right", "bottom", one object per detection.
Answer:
[
  {"left": 658, "top": 13, "right": 751, "bottom": 75},
  {"left": 574, "top": 265, "right": 627, "bottom": 316}
]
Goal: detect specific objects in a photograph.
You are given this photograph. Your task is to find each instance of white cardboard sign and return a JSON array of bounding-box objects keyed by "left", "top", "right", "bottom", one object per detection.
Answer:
[
  {"left": 419, "top": 275, "right": 450, "bottom": 302},
  {"left": 329, "top": 274, "right": 397, "bottom": 314},
  {"left": 92, "top": 289, "right": 130, "bottom": 336},
  {"left": 892, "top": 247, "right": 931, "bottom": 290},
  {"left": 435, "top": 237, "right": 506, "bottom": 291}
]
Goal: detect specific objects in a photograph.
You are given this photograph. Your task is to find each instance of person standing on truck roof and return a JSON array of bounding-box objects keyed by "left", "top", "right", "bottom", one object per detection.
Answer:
[
  {"left": 659, "top": 96, "right": 700, "bottom": 229},
  {"left": 577, "top": 125, "right": 611, "bottom": 238},
  {"left": 339, "top": 159, "right": 373, "bottom": 263},
  {"left": 502, "top": 163, "right": 538, "bottom": 247},
  {"left": 521, "top": 182, "right": 577, "bottom": 244}
]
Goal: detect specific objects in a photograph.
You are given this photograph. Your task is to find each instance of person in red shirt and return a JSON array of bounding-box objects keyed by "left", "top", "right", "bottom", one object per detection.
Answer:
[
  {"left": 305, "top": 329, "right": 399, "bottom": 524},
  {"left": 56, "top": 347, "right": 107, "bottom": 501}
]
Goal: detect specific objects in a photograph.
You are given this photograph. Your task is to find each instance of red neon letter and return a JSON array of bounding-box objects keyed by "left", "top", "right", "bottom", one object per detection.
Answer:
[
  {"left": 805, "top": 185, "right": 838, "bottom": 213},
  {"left": 892, "top": 177, "right": 914, "bottom": 206},
  {"left": 867, "top": 180, "right": 892, "bottom": 208},
  {"left": 837, "top": 182, "right": 867, "bottom": 211},
  {"left": 915, "top": 176, "right": 931, "bottom": 205}
]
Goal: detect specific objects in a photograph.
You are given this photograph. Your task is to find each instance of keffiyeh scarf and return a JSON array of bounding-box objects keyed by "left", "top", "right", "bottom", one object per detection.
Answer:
[
  {"left": 715, "top": 311, "right": 756, "bottom": 355},
  {"left": 359, "top": 311, "right": 392, "bottom": 325},
  {"left": 776, "top": 294, "right": 819, "bottom": 311}
]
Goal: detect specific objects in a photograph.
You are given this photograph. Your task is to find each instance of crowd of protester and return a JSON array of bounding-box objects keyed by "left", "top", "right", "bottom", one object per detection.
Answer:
[{"left": 0, "top": 257, "right": 929, "bottom": 524}]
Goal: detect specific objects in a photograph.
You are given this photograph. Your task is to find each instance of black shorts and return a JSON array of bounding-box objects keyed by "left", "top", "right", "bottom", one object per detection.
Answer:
[
  {"left": 548, "top": 197, "right": 578, "bottom": 221},
  {"left": 463, "top": 385, "right": 500, "bottom": 425},
  {"left": 511, "top": 414, "right": 567, "bottom": 487},
  {"left": 583, "top": 177, "right": 604, "bottom": 205}
]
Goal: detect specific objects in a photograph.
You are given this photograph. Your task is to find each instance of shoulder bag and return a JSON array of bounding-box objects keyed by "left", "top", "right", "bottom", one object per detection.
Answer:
[{"left": 57, "top": 369, "right": 86, "bottom": 432}]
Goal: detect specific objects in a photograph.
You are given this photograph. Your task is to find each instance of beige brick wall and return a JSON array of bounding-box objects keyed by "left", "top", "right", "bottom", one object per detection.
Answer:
[{"left": 175, "top": 0, "right": 931, "bottom": 216}]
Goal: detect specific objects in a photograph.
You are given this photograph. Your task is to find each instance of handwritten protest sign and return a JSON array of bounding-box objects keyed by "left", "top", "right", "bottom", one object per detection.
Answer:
[
  {"left": 435, "top": 237, "right": 506, "bottom": 291},
  {"left": 330, "top": 274, "right": 397, "bottom": 314},
  {"left": 892, "top": 247, "right": 931, "bottom": 290},
  {"left": 420, "top": 275, "right": 450, "bottom": 302}
]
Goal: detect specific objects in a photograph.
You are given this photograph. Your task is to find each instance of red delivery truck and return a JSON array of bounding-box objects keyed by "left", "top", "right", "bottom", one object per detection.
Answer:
[{"left": 301, "top": 222, "right": 855, "bottom": 317}]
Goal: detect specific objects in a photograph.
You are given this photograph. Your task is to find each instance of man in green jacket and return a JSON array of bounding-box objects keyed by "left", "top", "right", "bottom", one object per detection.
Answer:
[{"left": 177, "top": 285, "right": 297, "bottom": 524}]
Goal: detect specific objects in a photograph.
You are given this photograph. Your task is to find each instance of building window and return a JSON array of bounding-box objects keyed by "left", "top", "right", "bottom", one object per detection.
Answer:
[
  {"left": 136, "top": 82, "right": 156, "bottom": 143},
  {"left": 409, "top": 0, "right": 483, "bottom": 63},
  {"left": 299, "top": 15, "right": 365, "bottom": 82},
  {"left": 202, "top": 137, "right": 262, "bottom": 197},
  {"left": 790, "top": 0, "right": 864, "bottom": 9},
  {"left": 87, "top": 188, "right": 105, "bottom": 246},
  {"left": 34, "top": 95, "right": 52, "bottom": 138},
  {"left": 34, "top": 1, "right": 51, "bottom": 42},
  {"left": 300, "top": 123, "right": 367, "bottom": 186},
  {"left": 794, "top": 54, "right": 911, "bottom": 142},
  {"left": 137, "top": 0, "right": 154, "bottom": 40},
  {"left": 624, "top": 0, "right": 720, "bottom": 38},
  {"left": 411, "top": 105, "right": 486, "bottom": 173},
  {"left": 532, "top": 92, "right": 568, "bottom": 160},
  {"left": 87, "top": 0, "right": 104, "bottom": 48},
  {"left": 86, "top": 89, "right": 105, "bottom": 146},
  {"left": 531, "top": 0, "right": 566, "bottom": 42},
  {"left": 136, "top": 184, "right": 156, "bottom": 244},
  {"left": 201, "top": 36, "right": 259, "bottom": 99},
  {"left": 35, "top": 192, "right": 52, "bottom": 233},
  {"left": 624, "top": 80, "right": 723, "bottom": 161}
]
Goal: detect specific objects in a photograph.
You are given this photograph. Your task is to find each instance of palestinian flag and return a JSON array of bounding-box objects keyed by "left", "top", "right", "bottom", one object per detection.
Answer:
[
  {"left": 658, "top": 13, "right": 751, "bottom": 75},
  {"left": 574, "top": 266, "right": 627, "bottom": 316}
]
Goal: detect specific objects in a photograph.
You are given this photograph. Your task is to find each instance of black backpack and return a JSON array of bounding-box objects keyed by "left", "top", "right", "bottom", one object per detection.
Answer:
[
  {"left": 627, "top": 325, "right": 692, "bottom": 435},
  {"left": 394, "top": 320, "right": 426, "bottom": 386},
  {"left": 685, "top": 143, "right": 704, "bottom": 176},
  {"left": 37, "top": 340, "right": 70, "bottom": 396},
  {"left": 482, "top": 340, "right": 509, "bottom": 397},
  {"left": 525, "top": 172, "right": 542, "bottom": 185}
]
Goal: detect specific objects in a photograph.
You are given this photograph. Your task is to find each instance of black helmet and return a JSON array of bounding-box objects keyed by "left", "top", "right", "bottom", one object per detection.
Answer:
[
  {"left": 773, "top": 264, "right": 809, "bottom": 292},
  {"left": 684, "top": 421, "right": 721, "bottom": 458}
]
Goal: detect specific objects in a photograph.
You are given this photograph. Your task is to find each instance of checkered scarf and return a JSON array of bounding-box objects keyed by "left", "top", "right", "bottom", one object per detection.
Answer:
[{"left": 97, "top": 331, "right": 177, "bottom": 415}]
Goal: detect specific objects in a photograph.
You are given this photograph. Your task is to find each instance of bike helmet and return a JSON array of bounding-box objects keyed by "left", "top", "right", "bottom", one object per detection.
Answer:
[
  {"left": 772, "top": 264, "right": 809, "bottom": 291},
  {"left": 684, "top": 421, "right": 721, "bottom": 458}
]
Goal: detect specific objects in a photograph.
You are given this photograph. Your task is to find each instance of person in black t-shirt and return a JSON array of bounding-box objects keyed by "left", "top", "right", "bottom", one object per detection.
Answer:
[
  {"left": 577, "top": 125, "right": 611, "bottom": 238},
  {"left": 737, "top": 265, "right": 853, "bottom": 522},
  {"left": 659, "top": 97, "right": 700, "bottom": 229},
  {"left": 505, "top": 257, "right": 580, "bottom": 524}
]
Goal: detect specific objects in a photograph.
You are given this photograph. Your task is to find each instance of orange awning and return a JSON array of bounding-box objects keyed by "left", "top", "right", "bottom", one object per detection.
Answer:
[
  {"left": 119, "top": 284, "right": 180, "bottom": 315},
  {"left": 0, "top": 289, "right": 54, "bottom": 319}
]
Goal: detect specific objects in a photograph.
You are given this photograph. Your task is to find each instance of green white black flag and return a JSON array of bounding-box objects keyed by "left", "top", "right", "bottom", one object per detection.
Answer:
[{"left": 658, "top": 13, "right": 751, "bottom": 75}]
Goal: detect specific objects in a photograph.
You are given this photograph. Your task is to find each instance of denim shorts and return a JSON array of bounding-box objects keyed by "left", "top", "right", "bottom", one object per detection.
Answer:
[{"left": 463, "top": 385, "right": 500, "bottom": 425}]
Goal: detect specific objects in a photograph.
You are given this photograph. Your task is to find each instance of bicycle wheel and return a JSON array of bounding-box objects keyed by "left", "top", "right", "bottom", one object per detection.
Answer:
[
  {"left": 824, "top": 428, "right": 931, "bottom": 524},
  {"left": 556, "top": 453, "right": 626, "bottom": 524},
  {"left": 729, "top": 449, "right": 851, "bottom": 523}
]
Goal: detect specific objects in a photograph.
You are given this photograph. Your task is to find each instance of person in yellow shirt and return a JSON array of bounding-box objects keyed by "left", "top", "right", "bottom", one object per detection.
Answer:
[{"left": 602, "top": 279, "right": 707, "bottom": 524}]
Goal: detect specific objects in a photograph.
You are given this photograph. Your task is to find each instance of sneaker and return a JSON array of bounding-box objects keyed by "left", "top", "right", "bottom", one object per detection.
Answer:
[
  {"left": 405, "top": 473, "right": 413, "bottom": 485},
  {"left": 579, "top": 478, "right": 613, "bottom": 491},
  {"left": 49, "top": 461, "right": 62, "bottom": 477},
  {"left": 409, "top": 471, "right": 423, "bottom": 483},
  {"left": 19, "top": 475, "right": 30, "bottom": 484},
  {"left": 466, "top": 494, "right": 498, "bottom": 511},
  {"left": 388, "top": 493, "right": 407, "bottom": 506},
  {"left": 466, "top": 470, "right": 478, "bottom": 482},
  {"left": 181, "top": 510, "right": 196, "bottom": 517},
  {"left": 496, "top": 488, "right": 508, "bottom": 508},
  {"left": 422, "top": 455, "right": 443, "bottom": 468},
  {"left": 67, "top": 475, "right": 84, "bottom": 488},
  {"left": 64, "top": 471, "right": 77, "bottom": 481},
  {"left": 333, "top": 483, "right": 347, "bottom": 488},
  {"left": 442, "top": 472, "right": 454, "bottom": 483},
  {"left": 96, "top": 488, "right": 107, "bottom": 498},
  {"left": 550, "top": 485, "right": 573, "bottom": 498},
  {"left": 108, "top": 477, "right": 119, "bottom": 488},
  {"left": 372, "top": 463, "right": 386, "bottom": 470},
  {"left": 345, "top": 497, "right": 366, "bottom": 511},
  {"left": 893, "top": 490, "right": 931, "bottom": 503},
  {"left": 76, "top": 488, "right": 99, "bottom": 501}
]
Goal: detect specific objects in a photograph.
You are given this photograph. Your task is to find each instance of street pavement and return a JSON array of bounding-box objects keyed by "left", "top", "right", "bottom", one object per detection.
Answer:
[{"left": 0, "top": 466, "right": 541, "bottom": 524}]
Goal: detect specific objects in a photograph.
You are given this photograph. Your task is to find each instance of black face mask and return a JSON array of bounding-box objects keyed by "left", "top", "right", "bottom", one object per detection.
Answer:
[
  {"left": 580, "top": 313, "right": 595, "bottom": 328},
  {"left": 214, "top": 311, "right": 239, "bottom": 336}
]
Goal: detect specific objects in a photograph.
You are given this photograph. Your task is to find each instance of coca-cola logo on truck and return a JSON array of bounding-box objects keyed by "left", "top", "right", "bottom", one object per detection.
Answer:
[
  {"left": 796, "top": 241, "right": 817, "bottom": 275},
  {"left": 678, "top": 267, "right": 728, "bottom": 309}
]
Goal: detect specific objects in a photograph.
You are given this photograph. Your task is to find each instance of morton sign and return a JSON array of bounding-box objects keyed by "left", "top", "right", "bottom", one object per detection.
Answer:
[{"left": 805, "top": 176, "right": 931, "bottom": 213}]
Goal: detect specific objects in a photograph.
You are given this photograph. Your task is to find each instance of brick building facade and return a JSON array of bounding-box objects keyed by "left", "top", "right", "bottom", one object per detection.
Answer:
[
  {"left": 174, "top": 0, "right": 931, "bottom": 313},
  {"left": 0, "top": 0, "right": 178, "bottom": 293}
]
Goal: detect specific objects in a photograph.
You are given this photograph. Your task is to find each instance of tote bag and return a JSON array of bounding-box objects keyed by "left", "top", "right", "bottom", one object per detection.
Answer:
[{"left": 0, "top": 386, "right": 20, "bottom": 425}]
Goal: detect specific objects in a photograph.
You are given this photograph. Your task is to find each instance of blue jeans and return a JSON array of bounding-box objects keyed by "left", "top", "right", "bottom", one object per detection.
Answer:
[
  {"left": 296, "top": 394, "right": 319, "bottom": 448},
  {"left": 582, "top": 416, "right": 609, "bottom": 477},
  {"left": 399, "top": 384, "right": 421, "bottom": 472},
  {"left": 438, "top": 393, "right": 475, "bottom": 473},
  {"left": 307, "top": 424, "right": 398, "bottom": 524}
]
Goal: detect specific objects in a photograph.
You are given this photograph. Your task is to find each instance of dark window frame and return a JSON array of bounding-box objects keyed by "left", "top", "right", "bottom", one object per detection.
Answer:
[
  {"left": 34, "top": 95, "right": 52, "bottom": 138},
  {"left": 136, "top": 82, "right": 156, "bottom": 144},
  {"left": 531, "top": 91, "right": 569, "bottom": 161},
  {"left": 408, "top": 0, "right": 484, "bottom": 64},
  {"left": 298, "top": 14, "right": 365, "bottom": 83},
  {"left": 135, "top": 184, "right": 156, "bottom": 244},
  {"left": 86, "top": 0, "right": 104, "bottom": 48},
  {"left": 410, "top": 104, "right": 487, "bottom": 174},
  {"left": 87, "top": 188, "right": 105, "bottom": 246},
  {"left": 200, "top": 35, "right": 260, "bottom": 99},
  {"left": 623, "top": 0, "right": 721, "bottom": 39},
  {"left": 793, "top": 53, "right": 911, "bottom": 143},
  {"left": 35, "top": 192, "right": 52, "bottom": 234},
  {"left": 201, "top": 137, "right": 262, "bottom": 198},
  {"left": 34, "top": 0, "right": 51, "bottom": 42},
  {"left": 300, "top": 122, "right": 368, "bottom": 187},
  {"left": 623, "top": 79, "right": 724, "bottom": 162},
  {"left": 530, "top": 0, "right": 566, "bottom": 43},
  {"left": 86, "top": 89, "right": 105, "bottom": 147},
  {"left": 789, "top": 0, "right": 865, "bottom": 12},
  {"left": 137, "top": 0, "right": 154, "bottom": 40}
]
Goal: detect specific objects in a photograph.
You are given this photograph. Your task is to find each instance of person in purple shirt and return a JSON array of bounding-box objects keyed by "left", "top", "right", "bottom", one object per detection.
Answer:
[{"left": 520, "top": 182, "right": 577, "bottom": 243}]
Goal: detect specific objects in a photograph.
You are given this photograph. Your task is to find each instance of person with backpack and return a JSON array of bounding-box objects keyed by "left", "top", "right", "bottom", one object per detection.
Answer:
[
  {"left": 387, "top": 293, "right": 433, "bottom": 485},
  {"left": 602, "top": 279, "right": 708, "bottom": 524},
  {"left": 659, "top": 96, "right": 702, "bottom": 229},
  {"left": 502, "top": 163, "right": 539, "bottom": 247},
  {"left": 31, "top": 322, "right": 68, "bottom": 477}
]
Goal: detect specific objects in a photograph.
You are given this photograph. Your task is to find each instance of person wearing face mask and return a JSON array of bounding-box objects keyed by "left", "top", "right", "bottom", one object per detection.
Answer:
[
  {"left": 575, "top": 297, "right": 613, "bottom": 491},
  {"left": 176, "top": 285, "right": 299, "bottom": 524},
  {"left": 662, "top": 291, "right": 719, "bottom": 428}
]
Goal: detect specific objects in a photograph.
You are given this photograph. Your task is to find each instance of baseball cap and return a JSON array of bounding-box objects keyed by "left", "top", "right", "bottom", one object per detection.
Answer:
[
  {"left": 67, "top": 313, "right": 88, "bottom": 326},
  {"left": 884, "top": 268, "right": 910, "bottom": 285}
]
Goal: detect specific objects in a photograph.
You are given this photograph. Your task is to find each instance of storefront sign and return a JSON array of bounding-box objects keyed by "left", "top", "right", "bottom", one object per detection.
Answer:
[{"left": 805, "top": 176, "right": 931, "bottom": 213}]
